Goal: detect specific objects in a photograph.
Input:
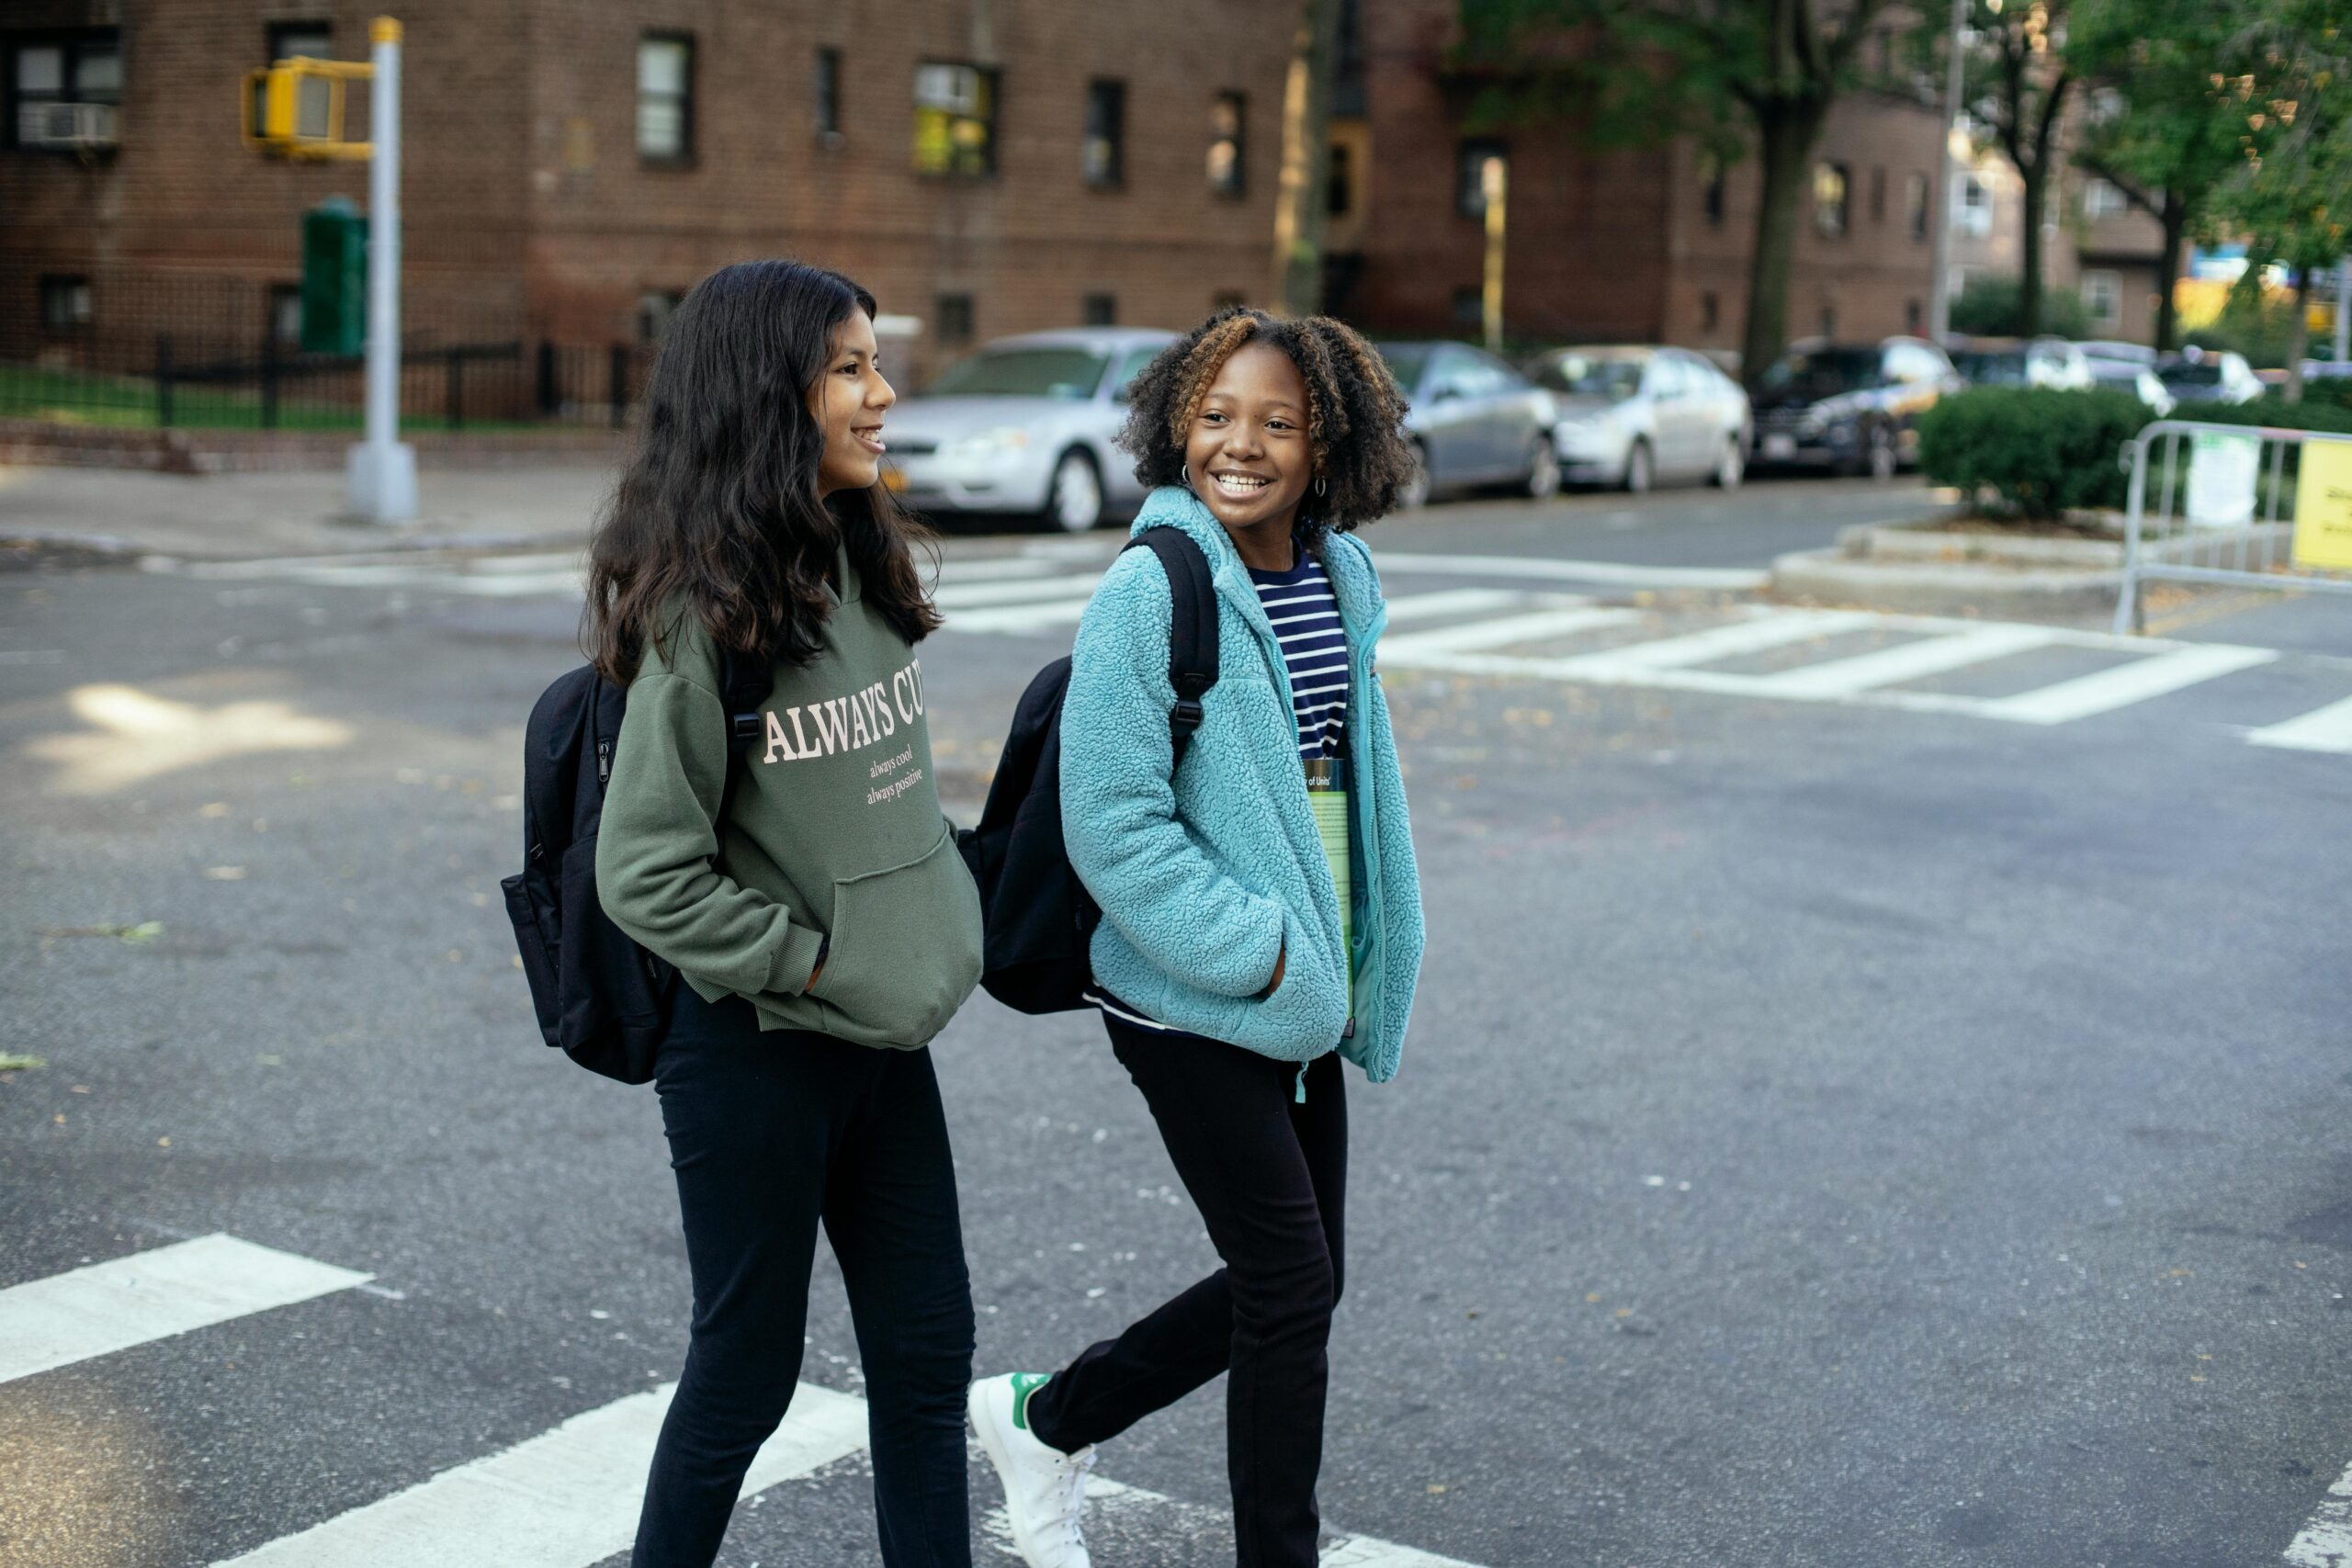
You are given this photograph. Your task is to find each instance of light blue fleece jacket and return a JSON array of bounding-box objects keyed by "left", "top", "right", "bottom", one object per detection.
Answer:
[{"left": 1060, "top": 485, "right": 1425, "bottom": 1081}]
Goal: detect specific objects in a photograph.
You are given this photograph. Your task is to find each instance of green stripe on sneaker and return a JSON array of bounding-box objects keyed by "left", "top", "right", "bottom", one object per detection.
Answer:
[{"left": 1010, "top": 1371, "right": 1051, "bottom": 1432}]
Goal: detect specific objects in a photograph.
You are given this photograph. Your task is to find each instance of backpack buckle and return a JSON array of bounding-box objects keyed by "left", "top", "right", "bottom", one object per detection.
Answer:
[
  {"left": 1170, "top": 696, "right": 1204, "bottom": 735},
  {"left": 730, "top": 712, "right": 763, "bottom": 746}
]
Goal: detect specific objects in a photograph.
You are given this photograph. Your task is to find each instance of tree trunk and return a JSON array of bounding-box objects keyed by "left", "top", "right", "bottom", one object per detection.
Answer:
[
  {"left": 2154, "top": 190, "right": 2186, "bottom": 352},
  {"left": 1741, "top": 105, "right": 1822, "bottom": 390},
  {"left": 1271, "top": 0, "right": 1343, "bottom": 317},
  {"left": 2018, "top": 164, "right": 2045, "bottom": 337},
  {"left": 2284, "top": 270, "right": 2312, "bottom": 404}
]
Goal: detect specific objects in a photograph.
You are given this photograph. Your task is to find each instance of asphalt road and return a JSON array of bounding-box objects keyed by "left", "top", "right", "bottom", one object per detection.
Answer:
[{"left": 3, "top": 476, "right": 2348, "bottom": 1568}]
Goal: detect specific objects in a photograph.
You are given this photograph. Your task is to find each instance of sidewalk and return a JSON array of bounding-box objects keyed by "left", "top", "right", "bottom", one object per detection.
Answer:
[{"left": 0, "top": 461, "right": 623, "bottom": 561}]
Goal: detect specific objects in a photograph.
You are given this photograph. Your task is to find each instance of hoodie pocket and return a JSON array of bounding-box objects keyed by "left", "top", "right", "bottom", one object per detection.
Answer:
[{"left": 810, "top": 823, "right": 985, "bottom": 1045}]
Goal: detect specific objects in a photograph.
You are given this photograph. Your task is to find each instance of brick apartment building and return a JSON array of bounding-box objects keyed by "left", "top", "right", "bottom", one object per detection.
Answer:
[
  {"left": 1950, "top": 141, "right": 2177, "bottom": 348},
  {"left": 1, "top": 0, "right": 1296, "bottom": 390},
  {"left": 1328, "top": 0, "right": 1949, "bottom": 359}
]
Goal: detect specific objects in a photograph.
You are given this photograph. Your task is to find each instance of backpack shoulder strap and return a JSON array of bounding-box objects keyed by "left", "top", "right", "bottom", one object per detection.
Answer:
[
  {"left": 714, "top": 645, "right": 775, "bottom": 820},
  {"left": 1124, "top": 527, "right": 1220, "bottom": 767}
]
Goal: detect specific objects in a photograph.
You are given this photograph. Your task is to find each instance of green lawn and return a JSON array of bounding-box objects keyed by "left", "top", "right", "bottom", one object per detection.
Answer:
[{"left": 0, "top": 363, "right": 558, "bottom": 434}]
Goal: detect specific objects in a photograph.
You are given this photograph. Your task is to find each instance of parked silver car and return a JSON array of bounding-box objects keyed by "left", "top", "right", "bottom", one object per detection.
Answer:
[
  {"left": 882, "top": 327, "right": 1175, "bottom": 531},
  {"left": 1527, "top": 345, "right": 1753, "bottom": 491},
  {"left": 1376, "top": 342, "right": 1561, "bottom": 505},
  {"left": 1948, "top": 336, "right": 2097, "bottom": 391},
  {"left": 2156, "top": 347, "right": 2264, "bottom": 406}
]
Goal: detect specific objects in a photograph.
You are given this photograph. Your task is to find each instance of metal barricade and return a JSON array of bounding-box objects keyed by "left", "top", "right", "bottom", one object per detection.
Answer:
[{"left": 2114, "top": 419, "right": 2352, "bottom": 634}]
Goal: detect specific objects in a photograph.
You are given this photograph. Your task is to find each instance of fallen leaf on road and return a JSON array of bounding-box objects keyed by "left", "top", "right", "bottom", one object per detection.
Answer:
[
  {"left": 41, "top": 921, "right": 166, "bottom": 943},
  {"left": 204, "top": 866, "right": 247, "bottom": 881},
  {"left": 0, "top": 1053, "right": 47, "bottom": 1072}
]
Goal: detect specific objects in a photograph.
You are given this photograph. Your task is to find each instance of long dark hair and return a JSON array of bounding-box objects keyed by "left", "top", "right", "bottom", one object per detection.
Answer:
[{"left": 585, "top": 259, "right": 941, "bottom": 684}]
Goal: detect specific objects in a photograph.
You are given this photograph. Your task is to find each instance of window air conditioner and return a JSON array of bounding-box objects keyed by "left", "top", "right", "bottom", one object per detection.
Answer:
[{"left": 22, "top": 102, "right": 119, "bottom": 149}]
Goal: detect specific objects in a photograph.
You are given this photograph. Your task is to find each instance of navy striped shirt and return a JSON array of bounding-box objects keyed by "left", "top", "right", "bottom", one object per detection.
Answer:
[{"left": 1249, "top": 546, "right": 1348, "bottom": 761}]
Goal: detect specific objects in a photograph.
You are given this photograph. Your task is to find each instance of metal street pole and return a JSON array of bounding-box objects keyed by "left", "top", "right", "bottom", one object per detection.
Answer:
[
  {"left": 346, "top": 16, "right": 416, "bottom": 523},
  {"left": 2335, "top": 255, "right": 2350, "bottom": 366},
  {"left": 1927, "top": 0, "right": 1968, "bottom": 342},
  {"left": 1482, "top": 154, "right": 1508, "bottom": 355}
]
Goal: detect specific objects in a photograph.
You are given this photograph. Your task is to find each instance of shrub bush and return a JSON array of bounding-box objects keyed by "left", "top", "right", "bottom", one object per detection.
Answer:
[
  {"left": 2198, "top": 398, "right": 2352, "bottom": 436},
  {"left": 1916, "top": 387, "right": 2154, "bottom": 521},
  {"left": 1947, "top": 274, "right": 2095, "bottom": 340}
]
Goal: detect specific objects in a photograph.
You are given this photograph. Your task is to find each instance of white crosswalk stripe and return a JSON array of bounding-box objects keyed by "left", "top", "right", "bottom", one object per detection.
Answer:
[
  {"left": 0, "top": 1237, "right": 1492, "bottom": 1567},
  {"left": 150, "top": 545, "right": 2351, "bottom": 753},
  {"left": 0, "top": 1234, "right": 370, "bottom": 1384}
]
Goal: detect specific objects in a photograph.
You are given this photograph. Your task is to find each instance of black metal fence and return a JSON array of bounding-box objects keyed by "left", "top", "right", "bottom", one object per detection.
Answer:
[{"left": 0, "top": 267, "right": 653, "bottom": 434}]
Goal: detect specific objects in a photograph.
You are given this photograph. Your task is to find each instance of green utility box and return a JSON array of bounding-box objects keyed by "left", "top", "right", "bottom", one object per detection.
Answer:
[{"left": 300, "top": 197, "right": 367, "bottom": 355}]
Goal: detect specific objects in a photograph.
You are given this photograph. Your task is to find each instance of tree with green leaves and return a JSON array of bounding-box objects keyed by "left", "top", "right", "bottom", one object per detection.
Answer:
[
  {"left": 2066, "top": 0, "right": 2261, "bottom": 351},
  {"left": 1951, "top": 0, "right": 2075, "bottom": 338},
  {"left": 1272, "top": 0, "right": 1348, "bottom": 316},
  {"left": 1456, "top": 0, "right": 1917, "bottom": 389},
  {"left": 2213, "top": 0, "right": 2349, "bottom": 399}
]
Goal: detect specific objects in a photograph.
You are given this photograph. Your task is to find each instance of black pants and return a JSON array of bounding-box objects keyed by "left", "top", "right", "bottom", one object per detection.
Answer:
[
  {"left": 632, "top": 987, "right": 975, "bottom": 1568},
  {"left": 1027, "top": 1024, "right": 1347, "bottom": 1568}
]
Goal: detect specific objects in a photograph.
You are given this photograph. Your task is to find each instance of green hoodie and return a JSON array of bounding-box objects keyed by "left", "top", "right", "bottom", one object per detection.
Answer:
[{"left": 594, "top": 547, "right": 983, "bottom": 1049}]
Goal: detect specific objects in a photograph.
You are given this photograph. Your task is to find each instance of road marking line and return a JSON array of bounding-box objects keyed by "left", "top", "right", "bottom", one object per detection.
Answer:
[
  {"left": 212, "top": 1381, "right": 868, "bottom": 1567},
  {"left": 1746, "top": 622, "right": 2063, "bottom": 699},
  {"left": 2248, "top": 694, "right": 2352, "bottom": 754},
  {"left": 0, "top": 1235, "right": 370, "bottom": 1385},
  {"left": 1021, "top": 1466, "right": 1489, "bottom": 1568},
  {"left": 1378, "top": 587, "right": 1538, "bottom": 623},
  {"left": 941, "top": 596, "right": 1097, "bottom": 635},
  {"left": 1372, "top": 549, "right": 1768, "bottom": 592},
  {"left": 933, "top": 556, "right": 1069, "bottom": 581},
  {"left": 1973, "top": 643, "right": 2278, "bottom": 725},
  {"left": 1381, "top": 606, "right": 1640, "bottom": 660},
  {"left": 1544, "top": 608, "right": 1867, "bottom": 679},
  {"left": 933, "top": 571, "right": 1109, "bottom": 609},
  {"left": 2284, "top": 1460, "right": 2352, "bottom": 1567}
]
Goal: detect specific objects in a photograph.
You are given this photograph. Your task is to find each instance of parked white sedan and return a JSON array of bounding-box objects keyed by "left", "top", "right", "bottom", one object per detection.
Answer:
[
  {"left": 882, "top": 328, "right": 1175, "bottom": 532},
  {"left": 1527, "top": 345, "right": 1753, "bottom": 491}
]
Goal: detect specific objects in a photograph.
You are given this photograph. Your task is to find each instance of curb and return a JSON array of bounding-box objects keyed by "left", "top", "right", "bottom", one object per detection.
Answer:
[{"left": 1769, "top": 547, "right": 2122, "bottom": 619}]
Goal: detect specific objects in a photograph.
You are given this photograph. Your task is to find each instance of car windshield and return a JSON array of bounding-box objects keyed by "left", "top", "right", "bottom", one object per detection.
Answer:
[
  {"left": 1956, "top": 351, "right": 2029, "bottom": 385},
  {"left": 1759, "top": 347, "right": 1881, "bottom": 399},
  {"left": 2158, "top": 362, "right": 2222, "bottom": 387},
  {"left": 1534, "top": 354, "right": 1645, "bottom": 400},
  {"left": 2089, "top": 365, "right": 2143, "bottom": 389},
  {"left": 1376, "top": 344, "right": 1434, "bottom": 390},
  {"left": 926, "top": 347, "right": 1109, "bottom": 400}
]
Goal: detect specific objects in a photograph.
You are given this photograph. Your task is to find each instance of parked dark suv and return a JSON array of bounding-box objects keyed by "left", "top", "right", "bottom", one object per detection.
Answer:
[{"left": 1749, "top": 336, "right": 1963, "bottom": 479}]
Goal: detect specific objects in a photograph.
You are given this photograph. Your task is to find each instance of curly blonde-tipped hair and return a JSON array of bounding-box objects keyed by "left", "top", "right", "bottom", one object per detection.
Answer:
[{"left": 1117, "top": 306, "right": 1417, "bottom": 540}]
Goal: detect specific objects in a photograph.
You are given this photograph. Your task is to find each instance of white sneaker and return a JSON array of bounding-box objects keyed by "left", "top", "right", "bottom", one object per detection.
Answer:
[{"left": 969, "top": 1371, "right": 1096, "bottom": 1568}]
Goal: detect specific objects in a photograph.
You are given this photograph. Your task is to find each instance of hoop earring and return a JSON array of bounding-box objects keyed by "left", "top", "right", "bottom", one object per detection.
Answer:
[
  {"left": 1182, "top": 464, "right": 1195, "bottom": 494},
  {"left": 1315, "top": 476, "right": 1329, "bottom": 498}
]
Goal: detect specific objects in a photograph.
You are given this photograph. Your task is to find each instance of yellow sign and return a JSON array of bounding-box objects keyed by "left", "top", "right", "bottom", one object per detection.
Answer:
[{"left": 2293, "top": 438, "right": 2352, "bottom": 570}]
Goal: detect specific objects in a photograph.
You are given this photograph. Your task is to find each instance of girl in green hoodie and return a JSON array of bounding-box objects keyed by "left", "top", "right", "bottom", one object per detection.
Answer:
[{"left": 588, "top": 260, "right": 984, "bottom": 1568}]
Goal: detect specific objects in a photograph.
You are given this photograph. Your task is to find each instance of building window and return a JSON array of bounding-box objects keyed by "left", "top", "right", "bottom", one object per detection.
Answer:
[
  {"left": 936, "top": 293, "right": 975, "bottom": 345},
  {"left": 1699, "top": 150, "right": 1726, "bottom": 226},
  {"left": 1905, "top": 298, "right": 1923, "bottom": 333},
  {"left": 1327, "top": 139, "right": 1353, "bottom": 217},
  {"left": 914, "top": 62, "right": 997, "bottom": 176},
  {"left": 10, "top": 30, "right": 121, "bottom": 149},
  {"left": 39, "top": 276, "right": 93, "bottom": 331},
  {"left": 1699, "top": 290, "right": 1719, "bottom": 333},
  {"left": 1084, "top": 79, "right": 1125, "bottom": 186},
  {"left": 815, "top": 47, "right": 842, "bottom": 139},
  {"left": 266, "top": 21, "right": 333, "bottom": 62},
  {"left": 637, "top": 34, "right": 694, "bottom": 162},
  {"left": 1956, "top": 174, "right": 1992, "bottom": 237},
  {"left": 1869, "top": 166, "right": 1887, "bottom": 224},
  {"left": 1082, "top": 292, "right": 1117, "bottom": 327},
  {"left": 1451, "top": 288, "right": 1484, "bottom": 325},
  {"left": 268, "top": 283, "right": 302, "bottom": 347},
  {"left": 2082, "top": 177, "right": 2129, "bottom": 220},
  {"left": 1213, "top": 290, "right": 1248, "bottom": 310},
  {"left": 1818, "top": 304, "right": 1837, "bottom": 338},
  {"left": 2082, "top": 270, "right": 2121, "bottom": 328},
  {"left": 1906, "top": 173, "right": 1930, "bottom": 241},
  {"left": 1457, "top": 141, "right": 1508, "bottom": 219},
  {"left": 1813, "top": 163, "right": 1849, "bottom": 238},
  {"left": 1208, "top": 92, "right": 1246, "bottom": 196},
  {"left": 639, "top": 290, "right": 683, "bottom": 342}
]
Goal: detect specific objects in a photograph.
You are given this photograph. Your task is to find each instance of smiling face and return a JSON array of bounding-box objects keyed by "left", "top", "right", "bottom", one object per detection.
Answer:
[
  {"left": 810, "top": 308, "right": 896, "bottom": 497},
  {"left": 1183, "top": 339, "right": 1314, "bottom": 553}
]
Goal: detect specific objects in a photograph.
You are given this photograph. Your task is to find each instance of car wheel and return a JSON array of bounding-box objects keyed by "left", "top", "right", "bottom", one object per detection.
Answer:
[
  {"left": 1525, "top": 438, "right": 1562, "bottom": 500},
  {"left": 1865, "top": 423, "right": 1897, "bottom": 481},
  {"left": 1623, "top": 440, "right": 1653, "bottom": 495},
  {"left": 1713, "top": 436, "right": 1745, "bottom": 491},
  {"left": 1397, "top": 441, "right": 1431, "bottom": 509},
  {"left": 1046, "top": 449, "right": 1104, "bottom": 533}
]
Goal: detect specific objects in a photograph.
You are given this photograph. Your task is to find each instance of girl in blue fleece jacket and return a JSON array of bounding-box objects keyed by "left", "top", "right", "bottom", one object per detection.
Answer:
[{"left": 968, "top": 309, "right": 1427, "bottom": 1568}]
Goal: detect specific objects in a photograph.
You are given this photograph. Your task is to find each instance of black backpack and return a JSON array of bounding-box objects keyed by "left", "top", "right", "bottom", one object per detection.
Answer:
[
  {"left": 956, "top": 527, "right": 1219, "bottom": 1015},
  {"left": 502, "top": 647, "right": 773, "bottom": 1084}
]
